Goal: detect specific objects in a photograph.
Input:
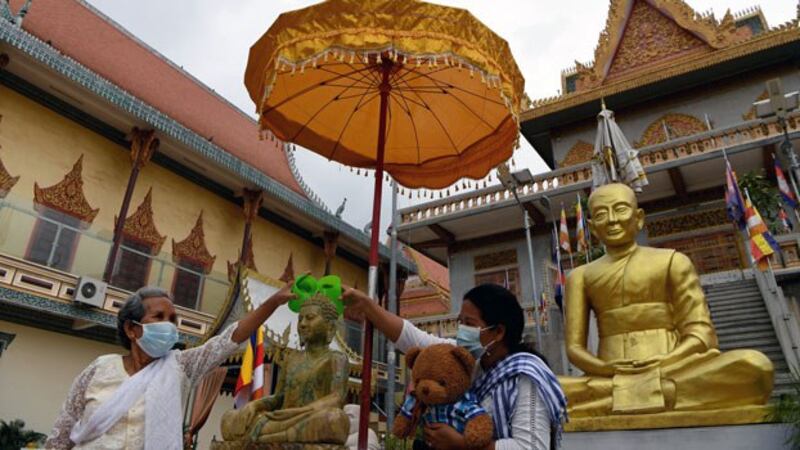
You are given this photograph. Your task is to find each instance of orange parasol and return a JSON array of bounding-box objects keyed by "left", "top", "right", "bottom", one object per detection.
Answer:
[{"left": 245, "top": 1, "right": 524, "bottom": 447}]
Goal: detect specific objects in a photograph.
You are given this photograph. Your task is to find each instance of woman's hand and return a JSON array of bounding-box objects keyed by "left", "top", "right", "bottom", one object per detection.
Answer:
[
  {"left": 423, "top": 423, "right": 466, "bottom": 450},
  {"left": 267, "top": 282, "right": 295, "bottom": 306},
  {"left": 342, "top": 287, "right": 374, "bottom": 322}
]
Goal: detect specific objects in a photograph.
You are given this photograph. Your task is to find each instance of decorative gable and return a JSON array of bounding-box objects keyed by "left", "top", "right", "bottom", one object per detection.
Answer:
[
  {"left": 33, "top": 155, "right": 99, "bottom": 224},
  {"left": 570, "top": 0, "right": 738, "bottom": 91},
  {"left": 227, "top": 238, "right": 258, "bottom": 282},
  {"left": 0, "top": 156, "right": 18, "bottom": 199},
  {"left": 172, "top": 212, "right": 216, "bottom": 273},
  {"left": 0, "top": 116, "right": 19, "bottom": 198},
  {"left": 636, "top": 113, "right": 708, "bottom": 147},
  {"left": 560, "top": 140, "right": 595, "bottom": 167},
  {"left": 116, "top": 188, "right": 166, "bottom": 254},
  {"left": 606, "top": 0, "right": 711, "bottom": 79}
]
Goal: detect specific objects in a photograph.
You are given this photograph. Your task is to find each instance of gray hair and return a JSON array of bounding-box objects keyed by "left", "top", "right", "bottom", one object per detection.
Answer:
[{"left": 117, "top": 286, "right": 172, "bottom": 349}]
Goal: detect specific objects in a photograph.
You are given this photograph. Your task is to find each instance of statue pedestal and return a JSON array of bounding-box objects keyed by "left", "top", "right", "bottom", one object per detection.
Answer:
[
  {"left": 565, "top": 405, "right": 770, "bottom": 432},
  {"left": 562, "top": 423, "right": 789, "bottom": 450},
  {"left": 210, "top": 442, "right": 347, "bottom": 450}
]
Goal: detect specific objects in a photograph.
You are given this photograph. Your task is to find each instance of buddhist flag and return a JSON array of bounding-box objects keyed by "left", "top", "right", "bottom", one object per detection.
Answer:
[
  {"left": 780, "top": 204, "right": 794, "bottom": 232},
  {"left": 575, "top": 195, "right": 588, "bottom": 254},
  {"left": 559, "top": 206, "right": 571, "bottom": 254},
  {"left": 774, "top": 155, "right": 798, "bottom": 209},
  {"left": 744, "top": 195, "right": 780, "bottom": 265},
  {"left": 725, "top": 160, "right": 747, "bottom": 230},
  {"left": 234, "top": 325, "right": 265, "bottom": 409},
  {"left": 551, "top": 227, "right": 565, "bottom": 311}
]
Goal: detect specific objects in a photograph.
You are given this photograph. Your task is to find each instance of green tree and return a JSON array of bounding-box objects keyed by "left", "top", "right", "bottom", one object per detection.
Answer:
[{"left": 738, "top": 170, "right": 782, "bottom": 235}]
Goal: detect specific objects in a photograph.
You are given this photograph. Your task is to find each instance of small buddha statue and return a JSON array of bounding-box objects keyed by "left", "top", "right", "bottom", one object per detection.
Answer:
[
  {"left": 220, "top": 294, "right": 350, "bottom": 445},
  {"left": 560, "top": 183, "right": 774, "bottom": 423}
]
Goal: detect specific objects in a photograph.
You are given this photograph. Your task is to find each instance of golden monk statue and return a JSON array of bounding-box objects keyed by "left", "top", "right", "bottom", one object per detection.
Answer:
[
  {"left": 219, "top": 294, "right": 350, "bottom": 445},
  {"left": 560, "top": 183, "right": 774, "bottom": 427}
]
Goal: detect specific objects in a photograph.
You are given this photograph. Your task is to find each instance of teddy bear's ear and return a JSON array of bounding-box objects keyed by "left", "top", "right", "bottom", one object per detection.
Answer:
[
  {"left": 450, "top": 346, "right": 476, "bottom": 374},
  {"left": 405, "top": 347, "right": 422, "bottom": 369}
]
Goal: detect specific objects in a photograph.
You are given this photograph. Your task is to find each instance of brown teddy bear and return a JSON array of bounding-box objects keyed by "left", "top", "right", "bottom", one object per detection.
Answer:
[{"left": 393, "top": 344, "right": 494, "bottom": 449}]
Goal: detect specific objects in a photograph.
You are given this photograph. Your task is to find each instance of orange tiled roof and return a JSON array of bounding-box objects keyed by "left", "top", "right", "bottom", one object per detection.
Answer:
[
  {"left": 400, "top": 247, "right": 450, "bottom": 318},
  {"left": 11, "top": 0, "right": 305, "bottom": 196}
]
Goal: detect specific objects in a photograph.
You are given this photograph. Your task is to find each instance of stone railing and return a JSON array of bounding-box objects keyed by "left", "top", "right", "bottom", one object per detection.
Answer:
[
  {"left": 399, "top": 114, "right": 800, "bottom": 228},
  {"left": 410, "top": 303, "right": 553, "bottom": 337}
]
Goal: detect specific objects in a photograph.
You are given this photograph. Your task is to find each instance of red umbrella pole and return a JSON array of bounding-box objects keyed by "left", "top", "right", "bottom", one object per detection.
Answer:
[{"left": 358, "top": 59, "right": 392, "bottom": 450}]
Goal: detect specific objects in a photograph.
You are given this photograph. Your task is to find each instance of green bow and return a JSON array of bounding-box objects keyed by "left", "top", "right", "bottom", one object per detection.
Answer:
[{"left": 289, "top": 274, "right": 344, "bottom": 316}]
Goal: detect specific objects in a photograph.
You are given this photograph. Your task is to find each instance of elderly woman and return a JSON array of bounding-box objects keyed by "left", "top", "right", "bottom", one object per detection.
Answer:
[{"left": 45, "top": 284, "right": 294, "bottom": 450}]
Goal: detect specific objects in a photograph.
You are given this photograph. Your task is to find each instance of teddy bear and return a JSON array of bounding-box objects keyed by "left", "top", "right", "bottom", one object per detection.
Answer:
[{"left": 393, "top": 344, "right": 494, "bottom": 449}]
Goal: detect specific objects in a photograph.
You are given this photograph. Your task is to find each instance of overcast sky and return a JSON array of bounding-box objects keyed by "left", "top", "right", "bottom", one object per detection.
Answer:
[{"left": 85, "top": 0, "right": 797, "bottom": 230}]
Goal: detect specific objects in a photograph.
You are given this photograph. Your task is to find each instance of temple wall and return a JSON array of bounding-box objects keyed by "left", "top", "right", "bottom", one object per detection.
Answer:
[
  {"left": 0, "top": 84, "right": 367, "bottom": 315},
  {"left": 550, "top": 63, "right": 800, "bottom": 168},
  {"left": 0, "top": 320, "right": 120, "bottom": 437}
]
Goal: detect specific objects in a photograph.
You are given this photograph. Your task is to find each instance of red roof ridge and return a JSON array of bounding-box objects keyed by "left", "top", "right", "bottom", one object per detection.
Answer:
[{"left": 13, "top": 0, "right": 307, "bottom": 197}]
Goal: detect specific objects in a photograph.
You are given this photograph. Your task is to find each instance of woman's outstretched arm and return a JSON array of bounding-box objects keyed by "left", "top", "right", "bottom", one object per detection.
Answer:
[{"left": 342, "top": 287, "right": 404, "bottom": 341}]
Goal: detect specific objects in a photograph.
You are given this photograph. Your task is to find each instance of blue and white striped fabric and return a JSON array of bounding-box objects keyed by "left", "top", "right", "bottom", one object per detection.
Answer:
[
  {"left": 471, "top": 352, "right": 568, "bottom": 444},
  {"left": 399, "top": 391, "right": 487, "bottom": 433}
]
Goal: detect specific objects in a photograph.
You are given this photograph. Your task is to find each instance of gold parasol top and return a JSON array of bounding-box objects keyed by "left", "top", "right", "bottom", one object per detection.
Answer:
[{"left": 245, "top": 0, "right": 525, "bottom": 188}]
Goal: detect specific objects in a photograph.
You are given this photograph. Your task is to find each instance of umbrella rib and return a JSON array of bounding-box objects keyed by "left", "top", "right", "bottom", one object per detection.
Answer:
[
  {"left": 328, "top": 90, "right": 381, "bottom": 161},
  {"left": 289, "top": 77, "right": 377, "bottom": 142},
  {"left": 415, "top": 70, "right": 507, "bottom": 107},
  {"left": 394, "top": 80, "right": 458, "bottom": 154},
  {"left": 389, "top": 91, "right": 422, "bottom": 165},
  {"left": 263, "top": 65, "right": 375, "bottom": 114},
  {"left": 413, "top": 78, "right": 496, "bottom": 129}
]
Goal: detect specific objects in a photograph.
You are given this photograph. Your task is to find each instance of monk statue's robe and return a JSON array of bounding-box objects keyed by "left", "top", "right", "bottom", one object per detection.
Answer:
[{"left": 561, "top": 245, "right": 774, "bottom": 418}]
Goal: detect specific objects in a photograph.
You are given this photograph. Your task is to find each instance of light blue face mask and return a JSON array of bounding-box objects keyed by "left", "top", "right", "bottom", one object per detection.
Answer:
[
  {"left": 134, "top": 321, "right": 179, "bottom": 358},
  {"left": 456, "top": 324, "right": 496, "bottom": 360}
]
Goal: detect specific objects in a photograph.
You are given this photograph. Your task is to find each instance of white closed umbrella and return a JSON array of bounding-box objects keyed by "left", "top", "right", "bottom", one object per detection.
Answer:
[{"left": 592, "top": 102, "right": 648, "bottom": 192}]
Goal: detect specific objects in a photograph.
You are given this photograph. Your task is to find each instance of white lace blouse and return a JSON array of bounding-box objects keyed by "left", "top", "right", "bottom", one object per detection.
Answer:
[
  {"left": 396, "top": 320, "right": 551, "bottom": 450},
  {"left": 45, "top": 323, "right": 240, "bottom": 450}
]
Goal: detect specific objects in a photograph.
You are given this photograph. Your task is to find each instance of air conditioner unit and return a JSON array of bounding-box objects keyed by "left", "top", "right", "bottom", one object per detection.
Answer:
[{"left": 74, "top": 276, "right": 108, "bottom": 308}]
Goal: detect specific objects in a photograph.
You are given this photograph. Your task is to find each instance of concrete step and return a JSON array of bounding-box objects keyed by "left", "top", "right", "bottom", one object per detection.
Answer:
[
  {"left": 719, "top": 336, "right": 781, "bottom": 349},
  {"left": 709, "top": 305, "right": 770, "bottom": 317},
  {"left": 711, "top": 312, "right": 771, "bottom": 326},
  {"left": 705, "top": 283, "right": 761, "bottom": 291},
  {"left": 704, "top": 284, "right": 760, "bottom": 293},
  {"left": 719, "top": 332, "right": 780, "bottom": 347},
  {"left": 708, "top": 301, "right": 765, "bottom": 313},
  {"left": 715, "top": 323, "right": 776, "bottom": 337},
  {"left": 704, "top": 286, "right": 761, "bottom": 296},
  {"left": 703, "top": 279, "right": 758, "bottom": 290},
  {"left": 714, "top": 317, "right": 773, "bottom": 330},
  {"left": 706, "top": 293, "right": 764, "bottom": 305}
]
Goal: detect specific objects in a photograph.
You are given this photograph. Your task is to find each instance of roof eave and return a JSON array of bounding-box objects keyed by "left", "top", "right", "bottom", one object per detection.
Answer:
[{"left": 0, "top": 20, "right": 415, "bottom": 272}]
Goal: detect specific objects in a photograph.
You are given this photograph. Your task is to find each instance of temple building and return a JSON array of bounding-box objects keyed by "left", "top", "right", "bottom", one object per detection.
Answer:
[
  {"left": 398, "top": 0, "right": 800, "bottom": 395},
  {"left": 0, "top": 0, "right": 414, "bottom": 446}
]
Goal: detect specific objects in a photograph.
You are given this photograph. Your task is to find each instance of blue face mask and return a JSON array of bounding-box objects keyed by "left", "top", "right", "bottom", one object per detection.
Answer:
[
  {"left": 134, "top": 321, "right": 179, "bottom": 358},
  {"left": 456, "top": 324, "right": 495, "bottom": 360}
]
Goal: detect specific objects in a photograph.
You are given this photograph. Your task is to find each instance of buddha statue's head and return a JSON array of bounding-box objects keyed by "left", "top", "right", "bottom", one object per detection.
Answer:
[
  {"left": 297, "top": 294, "right": 339, "bottom": 347},
  {"left": 588, "top": 183, "right": 644, "bottom": 249}
]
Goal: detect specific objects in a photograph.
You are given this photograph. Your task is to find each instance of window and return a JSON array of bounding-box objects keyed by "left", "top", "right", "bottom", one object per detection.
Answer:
[
  {"left": 172, "top": 260, "right": 204, "bottom": 308},
  {"left": 112, "top": 238, "right": 153, "bottom": 292},
  {"left": 26, "top": 209, "right": 81, "bottom": 272}
]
